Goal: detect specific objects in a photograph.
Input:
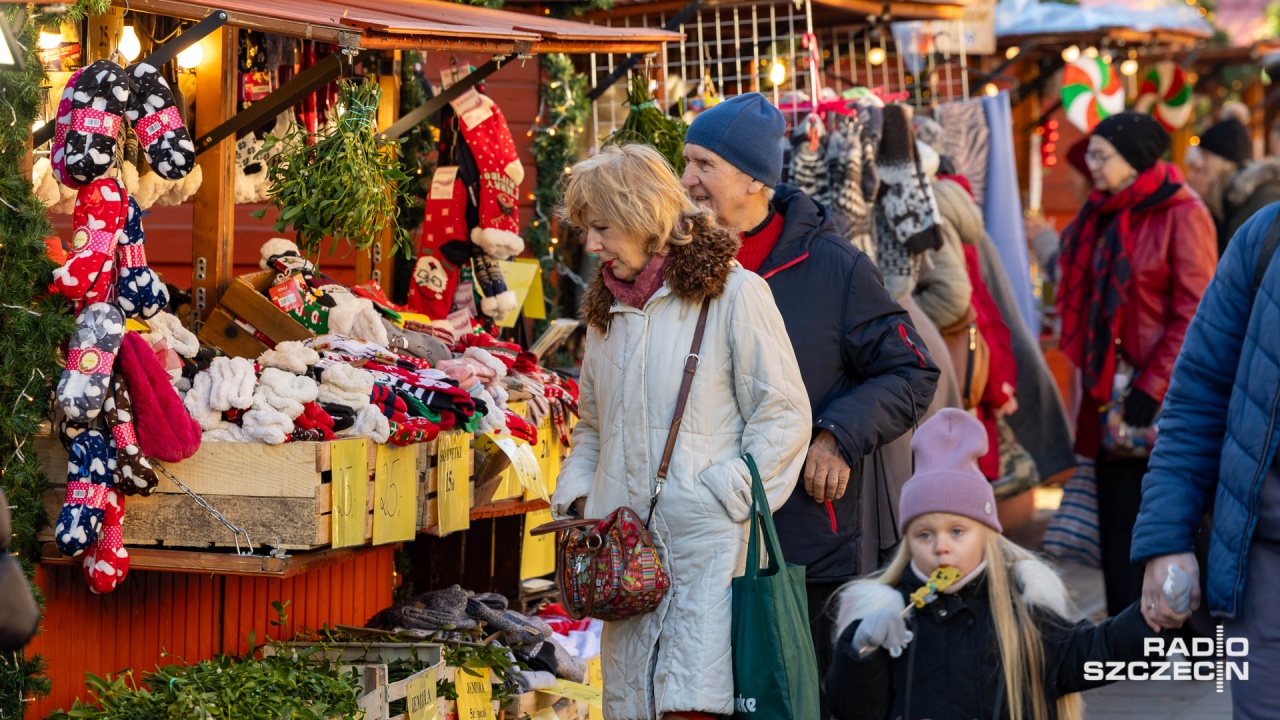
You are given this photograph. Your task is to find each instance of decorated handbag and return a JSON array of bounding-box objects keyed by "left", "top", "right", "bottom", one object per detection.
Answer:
[
  {"left": 1101, "top": 359, "right": 1159, "bottom": 458},
  {"left": 531, "top": 299, "right": 711, "bottom": 621}
]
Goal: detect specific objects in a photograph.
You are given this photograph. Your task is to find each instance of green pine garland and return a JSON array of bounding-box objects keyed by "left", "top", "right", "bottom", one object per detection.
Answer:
[
  {"left": 0, "top": 6, "right": 76, "bottom": 718},
  {"left": 526, "top": 53, "right": 588, "bottom": 324},
  {"left": 396, "top": 51, "right": 439, "bottom": 234}
]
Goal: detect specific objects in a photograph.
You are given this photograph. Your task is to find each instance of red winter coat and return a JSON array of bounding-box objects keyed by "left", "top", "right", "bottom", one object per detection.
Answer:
[{"left": 963, "top": 245, "right": 1016, "bottom": 478}]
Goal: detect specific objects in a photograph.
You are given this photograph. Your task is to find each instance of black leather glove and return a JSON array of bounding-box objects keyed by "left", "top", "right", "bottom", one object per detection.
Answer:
[{"left": 1123, "top": 388, "right": 1160, "bottom": 428}]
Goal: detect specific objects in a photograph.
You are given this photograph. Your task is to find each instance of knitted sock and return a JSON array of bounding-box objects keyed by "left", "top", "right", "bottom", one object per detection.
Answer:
[
  {"left": 457, "top": 100, "right": 525, "bottom": 260},
  {"left": 104, "top": 373, "right": 159, "bottom": 496},
  {"left": 54, "top": 430, "right": 117, "bottom": 556},
  {"left": 382, "top": 319, "right": 452, "bottom": 365},
  {"left": 409, "top": 169, "right": 470, "bottom": 320},
  {"left": 319, "top": 402, "right": 357, "bottom": 432},
  {"left": 82, "top": 488, "right": 129, "bottom": 593},
  {"left": 293, "top": 401, "right": 337, "bottom": 440},
  {"left": 371, "top": 384, "right": 409, "bottom": 424},
  {"left": 115, "top": 197, "right": 169, "bottom": 319},
  {"left": 470, "top": 245, "right": 518, "bottom": 322},
  {"left": 790, "top": 116, "right": 829, "bottom": 204},
  {"left": 52, "top": 178, "right": 127, "bottom": 303},
  {"left": 58, "top": 302, "right": 126, "bottom": 422}
]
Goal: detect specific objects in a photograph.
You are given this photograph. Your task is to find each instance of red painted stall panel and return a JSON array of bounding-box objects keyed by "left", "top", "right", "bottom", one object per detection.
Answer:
[{"left": 26, "top": 546, "right": 395, "bottom": 717}]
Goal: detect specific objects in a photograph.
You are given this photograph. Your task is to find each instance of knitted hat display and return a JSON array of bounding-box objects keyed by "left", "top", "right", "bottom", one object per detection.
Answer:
[
  {"left": 104, "top": 374, "right": 159, "bottom": 496},
  {"left": 457, "top": 100, "right": 526, "bottom": 260},
  {"left": 876, "top": 105, "right": 943, "bottom": 254},
  {"left": 124, "top": 62, "right": 196, "bottom": 180},
  {"left": 58, "top": 302, "right": 126, "bottom": 422},
  {"left": 118, "top": 331, "right": 202, "bottom": 462},
  {"left": 471, "top": 244, "right": 518, "bottom": 321},
  {"left": 685, "top": 92, "right": 787, "bottom": 186},
  {"left": 52, "top": 178, "right": 128, "bottom": 303},
  {"left": 82, "top": 488, "right": 128, "bottom": 594},
  {"left": 898, "top": 408, "right": 1001, "bottom": 534},
  {"left": 54, "top": 430, "right": 117, "bottom": 556},
  {"left": 409, "top": 168, "right": 472, "bottom": 320},
  {"left": 57, "top": 60, "right": 130, "bottom": 186},
  {"left": 1091, "top": 112, "right": 1171, "bottom": 173},
  {"left": 116, "top": 197, "right": 169, "bottom": 319},
  {"left": 50, "top": 67, "right": 87, "bottom": 189},
  {"left": 1196, "top": 117, "right": 1252, "bottom": 166}
]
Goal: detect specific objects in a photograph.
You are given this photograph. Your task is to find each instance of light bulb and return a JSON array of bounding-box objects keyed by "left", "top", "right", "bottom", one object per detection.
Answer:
[
  {"left": 769, "top": 60, "right": 786, "bottom": 86},
  {"left": 1084, "top": 46, "right": 1099, "bottom": 59},
  {"left": 38, "top": 31, "right": 62, "bottom": 50},
  {"left": 1005, "top": 46, "right": 1020, "bottom": 60},
  {"left": 32, "top": 120, "right": 45, "bottom": 131},
  {"left": 983, "top": 83, "right": 999, "bottom": 97},
  {"left": 1061, "top": 45, "right": 1080, "bottom": 63},
  {"left": 868, "top": 47, "right": 887, "bottom": 66},
  {"left": 177, "top": 42, "right": 204, "bottom": 70},
  {"left": 119, "top": 24, "right": 141, "bottom": 62},
  {"left": 1120, "top": 59, "right": 1139, "bottom": 76}
]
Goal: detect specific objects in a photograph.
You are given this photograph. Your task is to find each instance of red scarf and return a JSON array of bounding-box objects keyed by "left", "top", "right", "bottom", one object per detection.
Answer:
[
  {"left": 1057, "top": 167, "right": 1173, "bottom": 424},
  {"left": 602, "top": 254, "right": 669, "bottom": 309}
]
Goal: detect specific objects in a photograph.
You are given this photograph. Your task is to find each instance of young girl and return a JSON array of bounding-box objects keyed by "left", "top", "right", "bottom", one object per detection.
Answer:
[{"left": 827, "top": 409, "right": 1168, "bottom": 720}]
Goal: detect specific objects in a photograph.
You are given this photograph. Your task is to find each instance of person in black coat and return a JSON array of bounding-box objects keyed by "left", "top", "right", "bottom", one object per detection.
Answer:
[
  {"left": 682, "top": 94, "right": 940, "bottom": 711},
  {"left": 0, "top": 487, "right": 41, "bottom": 651},
  {"left": 828, "top": 410, "right": 1166, "bottom": 720}
]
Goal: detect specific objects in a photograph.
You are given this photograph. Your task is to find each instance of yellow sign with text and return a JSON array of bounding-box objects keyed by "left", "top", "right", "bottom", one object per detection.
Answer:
[
  {"left": 373, "top": 443, "right": 418, "bottom": 545},
  {"left": 541, "top": 679, "right": 602, "bottom": 708},
  {"left": 526, "top": 414, "right": 557, "bottom": 501},
  {"left": 587, "top": 656, "right": 603, "bottom": 720},
  {"left": 330, "top": 438, "right": 369, "bottom": 548},
  {"left": 455, "top": 666, "right": 495, "bottom": 720},
  {"left": 405, "top": 665, "right": 439, "bottom": 720},
  {"left": 495, "top": 259, "right": 546, "bottom": 328},
  {"left": 521, "top": 508, "right": 557, "bottom": 580},
  {"left": 474, "top": 433, "right": 543, "bottom": 501},
  {"left": 437, "top": 430, "right": 472, "bottom": 535}
]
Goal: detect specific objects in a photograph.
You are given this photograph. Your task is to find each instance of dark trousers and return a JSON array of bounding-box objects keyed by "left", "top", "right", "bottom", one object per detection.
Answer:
[
  {"left": 1096, "top": 452, "right": 1149, "bottom": 617},
  {"left": 807, "top": 580, "right": 845, "bottom": 720}
]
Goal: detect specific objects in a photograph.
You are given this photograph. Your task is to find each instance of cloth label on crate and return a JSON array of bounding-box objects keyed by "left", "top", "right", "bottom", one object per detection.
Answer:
[
  {"left": 269, "top": 275, "right": 307, "bottom": 313},
  {"left": 436, "top": 430, "right": 472, "bottom": 536},
  {"left": 406, "top": 664, "right": 439, "bottom": 720},
  {"left": 373, "top": 443, "right": 418, "bottom": 545},
  {"left": 455, "top": 666, "right": 495, "bottom": 720},
  {"left": 541, "top": 679, "right": 603, "bottom": 708},
  {"left": 331, "top": 438, "right": 369, "bottom": 548}
]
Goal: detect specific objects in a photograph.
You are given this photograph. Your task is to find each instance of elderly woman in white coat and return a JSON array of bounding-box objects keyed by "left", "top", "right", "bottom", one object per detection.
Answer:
[{"left": 551, "top": 144, "right": 811, "bottom": 720}]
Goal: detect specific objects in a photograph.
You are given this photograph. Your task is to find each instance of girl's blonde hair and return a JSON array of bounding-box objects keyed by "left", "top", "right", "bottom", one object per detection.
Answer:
[
  {"left": 558, "top": 143, "right": 713, "bottom": 253},
  {"left": 850, "top": 527, "right": 1083, "bottom": 720}
]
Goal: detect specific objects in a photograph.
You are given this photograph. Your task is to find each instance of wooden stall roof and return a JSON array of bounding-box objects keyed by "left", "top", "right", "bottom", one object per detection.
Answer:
[
  {"left": 998, "top": 25, "right": 1211, "bottom": 50},
  {"left": 116, "top": 0, "right": 679, "bottom": 54},
  {"left": 585, "top": 0, "right": 967, "bottom": 22}
]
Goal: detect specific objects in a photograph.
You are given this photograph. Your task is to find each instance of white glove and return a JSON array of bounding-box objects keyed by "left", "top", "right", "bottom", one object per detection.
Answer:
[
  {"left": 1164, "top": 566, "right": 1193, "bottom": 615},
  {"left": 852, "top": 608, "right": 913, "bottom": 658}
]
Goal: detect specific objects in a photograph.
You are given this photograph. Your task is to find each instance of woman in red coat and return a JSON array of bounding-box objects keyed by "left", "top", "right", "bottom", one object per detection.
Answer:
[{"left": 1057, "top": 113, "right": 1218, "bottom": 617}]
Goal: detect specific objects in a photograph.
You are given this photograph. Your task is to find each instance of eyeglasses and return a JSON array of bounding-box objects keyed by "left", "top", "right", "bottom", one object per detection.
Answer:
[{"left": 1085, "top": 150, "right": 1117, "bottom": 164}]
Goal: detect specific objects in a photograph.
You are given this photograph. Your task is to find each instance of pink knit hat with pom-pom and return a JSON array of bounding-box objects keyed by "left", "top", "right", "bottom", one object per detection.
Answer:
[{"left": 898, "top": 408, "right": 1001, "bottom": 534}]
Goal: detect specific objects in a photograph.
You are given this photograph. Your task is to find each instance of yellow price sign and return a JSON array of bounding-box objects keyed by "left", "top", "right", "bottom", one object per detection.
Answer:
[
  {"left": 330, "top": 438, "right": 369, "bottom": 548},
  {"left": 587, "top": 656, "right": 603, "bottom": 720},
  {"left": 373, "top": 443, "right": 418, "bottom": 545},
  {"left": 541, "top": 679, "right": 602, "bottom": 708},
  {"left": 455, "top": 666, "right": 495, "bottom": 720},
  {"left": 521, "top": 508, "right": 557, "bottom": 580},
  {"left": 436, "top": 430, "right": 471, "bottom": 536},
  {"left": 405, "top": 665, "right": 439, "bottom": 720},
  {"left": 526, "top": 415, "right": 556, "bottom": 501},
  {"left": 474, "top": 433, "right": 543, "bottom": 501}
]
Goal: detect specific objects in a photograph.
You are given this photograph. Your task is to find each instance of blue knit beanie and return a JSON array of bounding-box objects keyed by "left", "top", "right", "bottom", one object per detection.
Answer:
[{"left": 684, "top": 93, "right": 786, "bottom": 187}]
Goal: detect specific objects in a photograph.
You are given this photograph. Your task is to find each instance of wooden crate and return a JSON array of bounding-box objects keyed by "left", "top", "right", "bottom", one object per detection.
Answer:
[
  {"left": 217, "top": 270, "right": 316, "bottom": 345},
  {"left": 503, "top": 691, "right": 589, "bottom": 719},
  {"left": 196, "top": 307, "right": 270, "bottom": 358},
  {"left": 36, "top": 435, "right": 376, "bottom": 551}
]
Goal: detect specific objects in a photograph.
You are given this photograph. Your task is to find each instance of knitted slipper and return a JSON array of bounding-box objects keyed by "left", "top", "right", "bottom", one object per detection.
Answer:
[
  {"left": 54, "top": 430, "right": 117, "bottom": 556},
  {"left": 104, "top": 374, "right": 159, "bottom": 496},
  {"left": 82, "top": 488, "right": 129, "bottom": 593},
  {"left": 52, "top": 178, "right": 128, "bottom": 303},
  {"left": 50, "top": 67, "right": 87, "bottom": 188},
  {"left": 125, "top": 63, "right": 196, "bottom": 180},
  {"left": 118, "top": 331, "right": 202, "bottom": 462},
  {"left": 61, "top": 60, "right": 130, "bottom": 185},
  {"left": 470, "top": 245, "right": 518, "bottom": 322},
  {"left": 116, "top": 197, "right": 170, "bottom": 319},
  {"left": 57, "top": 302, "right": 126, "bottom": 422}
]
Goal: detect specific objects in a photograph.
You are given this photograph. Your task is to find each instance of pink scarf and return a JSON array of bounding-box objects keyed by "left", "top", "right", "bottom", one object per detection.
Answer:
[{"left": 602, "top": 254, "right": 669, "bottom": 309}]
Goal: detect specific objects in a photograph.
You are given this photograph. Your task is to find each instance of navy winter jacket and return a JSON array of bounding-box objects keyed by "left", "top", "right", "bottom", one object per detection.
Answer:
[
  {"left": 1131, "top": 203, "right": 1280, "bottom": 618},
  {"left": 763, "top": 185, "right": 940, "bottom": 581}
]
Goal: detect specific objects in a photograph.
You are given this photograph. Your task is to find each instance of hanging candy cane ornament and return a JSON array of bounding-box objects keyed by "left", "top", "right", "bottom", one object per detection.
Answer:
[
  {"left": 1062, "top": 57, "right": 1125, "bottom": 132},
  {"left": 1134, "top": 62, "right": 1193, "bottom": 131}
]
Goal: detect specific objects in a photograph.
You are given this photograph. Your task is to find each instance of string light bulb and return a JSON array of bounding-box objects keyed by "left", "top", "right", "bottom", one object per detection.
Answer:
[
  {"left": 38, "top": 30, "right": 62, "bottom": 50},
  {"left": 1005, "top": 46, "right": 1020, "bottom": 60},
  {"left": 868, "top": 47, "right": 887, "bottom": 66},
  {"left": 1084, "top": 46, "right": 1099, "bottom": 59},
  {"left": 1120, "top": 59, "right": 1139, "bottom": 76},
  {"left": 769, "top": 60, "right": 786, "bottom": 86},
  {"left": 1061, "top": 45, "right": 1081, "bottom": 63},
  {"left": 119, "top": 23, "right": 142, "bottom": 62},
  {"left": 983, "top": 83, "right": 999, "bottom": 97},
  {"left": 177, "top": 41, "right": 204, "bottom": 70}
]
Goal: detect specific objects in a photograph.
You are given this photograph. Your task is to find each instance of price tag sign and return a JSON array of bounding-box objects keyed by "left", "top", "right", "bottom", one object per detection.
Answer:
[
  {"left": 405, "top": 665, "right": 439, "bottom": 720},
  {"left": 521, "top": 508, "right": 557, "bottom": 580},
  {"left": 526, "top": 415, "right": 556, "bottom": 501},
  {"left": 474, "top": 433, "right": 541, "bottom": 501},
  {"left": 436, "top": 430, "right": 472, "bottom": 535},
  {"left": 331, "top": 438, "right": 369, "bottom": 548},
  {"left": 455, "top": 667, "right": 495, "bottom": 720},
  {"left": 587, "top": 656, "right": 603, "bottom": 720},
  {"left": 541, "top": 679, "right": 603, "bottom": 708},
  {"left": 373, "top": 443, "right": 418, "bottom": 545},
  {"left": 495, "top": 259, "right": 545, "bottom": 328}
]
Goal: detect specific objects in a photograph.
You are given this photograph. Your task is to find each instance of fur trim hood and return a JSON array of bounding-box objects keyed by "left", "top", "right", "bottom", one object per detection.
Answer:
[
  {"left": 1226, "top": 157, "right": 1280, "bottom": 208},
  {"left": 832, "top": 555, "right": 1071, "bottom": 644},
  {"left": 579, "top": 215, "right": 741, "bottom": 332}
]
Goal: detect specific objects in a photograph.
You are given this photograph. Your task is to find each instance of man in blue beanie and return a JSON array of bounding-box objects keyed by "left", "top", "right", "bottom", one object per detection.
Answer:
[{"left": 684, "top": 94, "right": 939, "bottom": 713}]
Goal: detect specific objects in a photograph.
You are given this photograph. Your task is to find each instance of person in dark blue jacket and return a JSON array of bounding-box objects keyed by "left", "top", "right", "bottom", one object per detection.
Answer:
[
  {"left": 1131, "top": 202, "right": 1280, "bottom": 718},
  {"left": 682, "top": 94, "right": 940, "bottom": 712}
]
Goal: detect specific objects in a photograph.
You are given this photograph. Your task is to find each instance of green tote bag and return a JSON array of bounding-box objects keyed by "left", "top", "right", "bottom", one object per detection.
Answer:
[{"left": 731, "top": 454, "right": 821, "bottom": 719}]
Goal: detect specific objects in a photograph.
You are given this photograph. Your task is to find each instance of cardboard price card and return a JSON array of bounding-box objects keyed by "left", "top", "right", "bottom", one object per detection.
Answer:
[
  {"left": 521, "top": 508, "right": 557, "bottom": 580},
  {"left": 437, "top": 430, "right": 472, "bottom": 535},
  {"left": 587, "top": 656, "right": 604, "bottom": 720},
  {"left": 373, "top": 443, "right": 418, "bottom": 545},
  {"left": 455, "top": 667, "right": 495, "bottom": 720},
  {"left": 541, "top": 679, "right": 603, "bottom": 708},
  {"left": 331, "top": 438, "right": 369, "bottom": 548},
  {"left": 405, "top": 664, "right": 439, "bottom": 720}
]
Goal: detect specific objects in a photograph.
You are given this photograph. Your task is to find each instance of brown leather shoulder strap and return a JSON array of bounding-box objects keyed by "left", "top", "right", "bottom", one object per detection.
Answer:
[{"left": 656, "top": 298, "right": 712, "bottom": 482}]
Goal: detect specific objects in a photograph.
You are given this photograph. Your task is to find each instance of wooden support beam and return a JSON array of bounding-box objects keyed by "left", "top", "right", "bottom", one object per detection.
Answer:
[{"left": 192, "top": 26, "right": 237, "bottom": 329}]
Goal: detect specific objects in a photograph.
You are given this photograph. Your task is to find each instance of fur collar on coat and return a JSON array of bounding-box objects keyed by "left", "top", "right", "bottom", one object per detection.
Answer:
[
  {"left": 579, "top": 214, "right": 741, "bottom": 332},
  {"left": 1226, "top": 157, "right": 1280, "bottom": 208}
]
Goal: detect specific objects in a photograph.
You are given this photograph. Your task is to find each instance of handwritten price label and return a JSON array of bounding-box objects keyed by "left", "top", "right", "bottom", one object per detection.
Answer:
[
  {"left": 436, "top": 430, "right": 471, "bottom": 535},
  {"left": 405, "top": 664, "right": 439, "bottom": 720},
  {"left": 331, "top": 438, "right": 368, "bottom": 548},
  {"left": 454, "top": 667, "right": 494, "bottom": 720},
  {"left": 373, "top": 443, "right": 417, "bottom": 544}
]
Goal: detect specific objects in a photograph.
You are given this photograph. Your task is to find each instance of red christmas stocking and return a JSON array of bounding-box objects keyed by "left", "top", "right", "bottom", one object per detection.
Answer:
[
  {"left": 408, "top": 167, "right": 472, "bottom": 320},
  {"left": 456, "top": 99, "right": 525, "bottom": 260},
  {"left": 82, "top": 488, "right": 129, "bottom": 594}
]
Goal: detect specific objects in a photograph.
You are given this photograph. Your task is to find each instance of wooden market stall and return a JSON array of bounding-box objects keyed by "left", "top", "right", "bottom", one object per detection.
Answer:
[{"left": 26, "top": 2, "right": 676, "bottom": 715}]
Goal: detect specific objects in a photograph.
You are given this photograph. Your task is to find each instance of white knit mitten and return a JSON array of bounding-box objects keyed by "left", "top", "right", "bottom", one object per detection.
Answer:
[
  {"left": 256, "top": 368, "right": 318, "bottom": 420},
  {"left": 183, "top": 371, "right": 223, "bottom": 431},
  {"left": 258, "top": 341, "right": 320, "bottom": 374},
  {"left": 208, "top": 356, "right": 257, "bottom": 411}
]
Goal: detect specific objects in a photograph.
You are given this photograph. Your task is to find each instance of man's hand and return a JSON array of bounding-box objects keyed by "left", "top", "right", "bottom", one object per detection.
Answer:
[
  {"left": 1141, "top": 553, "right": 1200, "bottom": 632},
  {"left": 805, "top": 430, "right": 851, "bottom": 504}
]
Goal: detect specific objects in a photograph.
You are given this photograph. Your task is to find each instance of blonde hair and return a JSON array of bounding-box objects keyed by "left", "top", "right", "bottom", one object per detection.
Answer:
[
  {"left": 843, "top": 528, "right": 1083, "bottom": 720},
  {"left": 1187, "top": 145, "right": 1239, "bottom": 220},
  {"left": 558, "top": 143, "right": 713, "bottom": 253}
]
